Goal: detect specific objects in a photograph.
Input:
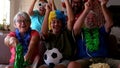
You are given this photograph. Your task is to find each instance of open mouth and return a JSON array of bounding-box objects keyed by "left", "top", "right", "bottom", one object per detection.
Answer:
[{"left": 21, "top": 25, "right": 26, "bottom": 28}]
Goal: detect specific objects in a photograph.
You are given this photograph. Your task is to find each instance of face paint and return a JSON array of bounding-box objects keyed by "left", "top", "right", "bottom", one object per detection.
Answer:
[{"left": 38, "top": 2, "right": 47, "bottom": 7}]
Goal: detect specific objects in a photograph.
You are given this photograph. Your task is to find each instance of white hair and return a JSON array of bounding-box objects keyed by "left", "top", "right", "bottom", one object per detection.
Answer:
[
  {"left": 13, "top": 11, "right": 31, "bottom": 23},
  {"left": 89, "top": 10, "right": 97, "bottom": 16},
  {"left": 85, "top": 10, "right": 98, "bottom": 23}
]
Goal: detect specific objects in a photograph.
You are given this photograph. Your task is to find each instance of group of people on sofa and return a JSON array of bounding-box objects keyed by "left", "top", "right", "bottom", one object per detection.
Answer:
[{"left": 4, "top": 0, "right": 120, "bottom": 68}]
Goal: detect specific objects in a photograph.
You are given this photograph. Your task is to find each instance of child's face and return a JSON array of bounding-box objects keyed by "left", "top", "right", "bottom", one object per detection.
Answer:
[
  {"left": 14, "top": 16, "right": 30, "bottom": 33},
  {"left": 38, "top": 1, "right": 47, "bottom": 14},
  {"left": 50, "top": 18, "right": 63, "bottom": 34}
]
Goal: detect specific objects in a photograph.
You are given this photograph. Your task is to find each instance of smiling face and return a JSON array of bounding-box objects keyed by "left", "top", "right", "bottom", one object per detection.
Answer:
[
  {"left": 50, "top": 18, "right": 63, "bottom": 34},
  {"left": 14, "top": 12, "right": 31, "bottom": 33},
  {"left": 38, "top": 1, "right": 47, "bottom": 15},
  {"left": 48, "top": 10, "right": 66, "bottom": 34},
  {"left": 85, "top": 11, "right": 98, "bottom": 29}
]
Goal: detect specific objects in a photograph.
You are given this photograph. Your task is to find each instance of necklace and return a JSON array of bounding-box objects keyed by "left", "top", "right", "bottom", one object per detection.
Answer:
[{"left": 83, "top": 27, "right": 99, "bottom": 52}]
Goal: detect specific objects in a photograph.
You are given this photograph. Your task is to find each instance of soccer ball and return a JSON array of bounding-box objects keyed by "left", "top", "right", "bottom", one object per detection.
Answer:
[{"left": 44, "top": 48, "right": 63, "bottom": 67}]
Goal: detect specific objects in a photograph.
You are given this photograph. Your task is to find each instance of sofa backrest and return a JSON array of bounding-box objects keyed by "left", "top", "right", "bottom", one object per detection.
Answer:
[{"left": 0, "top": 34, "right": 11, "bottom": 64}]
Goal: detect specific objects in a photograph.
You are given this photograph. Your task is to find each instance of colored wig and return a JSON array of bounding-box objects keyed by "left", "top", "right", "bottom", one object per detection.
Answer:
[{"left": 48, "top": 10, "right": 66, "bottom": 30}]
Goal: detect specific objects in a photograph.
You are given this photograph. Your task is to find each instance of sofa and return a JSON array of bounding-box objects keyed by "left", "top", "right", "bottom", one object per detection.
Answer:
[
  {"left": 0, "top": 32, "right": 11, "bottom": 68},
  {"left": 0, "top": 27, "right": 120, "bottom": 68}
]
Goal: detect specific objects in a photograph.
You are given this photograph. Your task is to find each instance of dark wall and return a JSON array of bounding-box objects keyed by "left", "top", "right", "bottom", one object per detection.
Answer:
[{"left": 108, "top": 5, "right": 120, "bottom": 27}]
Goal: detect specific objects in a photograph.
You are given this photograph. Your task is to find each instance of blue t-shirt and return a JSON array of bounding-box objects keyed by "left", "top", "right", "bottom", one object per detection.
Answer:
[
  {"left": 30, "top": 10, "right": 44, "bottom": 32},
  {"left": 76, "top": 26, "right": 109, "bottom": 59}
]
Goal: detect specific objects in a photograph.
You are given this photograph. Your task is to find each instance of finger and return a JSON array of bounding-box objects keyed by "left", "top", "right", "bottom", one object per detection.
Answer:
[
  {"left": 86, "top": 1, "right": 91, "bottom": 7},
  {"left": 86, "top": 2, "right": 90, "bottom": 7}
]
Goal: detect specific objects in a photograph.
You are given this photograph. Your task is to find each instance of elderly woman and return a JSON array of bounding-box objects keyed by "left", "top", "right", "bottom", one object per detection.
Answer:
[{"left": 4, "top": 11, "right": 40, "bottom": 68}]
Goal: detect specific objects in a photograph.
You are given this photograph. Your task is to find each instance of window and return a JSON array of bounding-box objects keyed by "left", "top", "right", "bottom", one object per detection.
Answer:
[{"left": 0, "top": 0, "right": 10, "bottom": 30}]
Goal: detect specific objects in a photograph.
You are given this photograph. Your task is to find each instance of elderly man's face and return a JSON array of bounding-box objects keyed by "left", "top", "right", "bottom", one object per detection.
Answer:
[{"left": 85, "top": 12, "right": 98, "bottom": 29}]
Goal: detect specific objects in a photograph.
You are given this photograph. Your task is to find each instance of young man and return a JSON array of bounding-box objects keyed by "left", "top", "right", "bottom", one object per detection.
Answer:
[{"left": 38, "top": 0, "right": 79, "bottom": 68}]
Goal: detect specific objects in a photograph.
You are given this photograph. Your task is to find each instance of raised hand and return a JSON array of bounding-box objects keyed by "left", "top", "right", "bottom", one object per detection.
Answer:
[
  {"left": 99, "top": 0, "right": 108, "bottom": 6},
  {"left": 45, "top": 3, "right": 52, "bottom": 12},
  {"left": 84, "top": 0, "right": 93, "bottom": 11}
]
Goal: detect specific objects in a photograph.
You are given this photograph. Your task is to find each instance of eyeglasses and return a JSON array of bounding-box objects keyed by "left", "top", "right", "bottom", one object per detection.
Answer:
[
  {"left": 16, "top": 20, "right": 30, "bottom": 23},
  {"left": 38, "top": 2, "right": 47, "bottom": 7}
]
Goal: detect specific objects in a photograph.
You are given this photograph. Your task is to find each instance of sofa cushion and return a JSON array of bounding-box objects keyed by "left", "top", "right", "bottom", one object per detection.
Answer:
[{"left": 0, "top": 33, "right": 11, "bottom": 64}]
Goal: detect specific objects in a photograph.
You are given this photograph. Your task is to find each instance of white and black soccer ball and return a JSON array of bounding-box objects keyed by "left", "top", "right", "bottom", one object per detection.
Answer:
[{"left": 44, "top": 48, "right": 63, "bottom": 67}]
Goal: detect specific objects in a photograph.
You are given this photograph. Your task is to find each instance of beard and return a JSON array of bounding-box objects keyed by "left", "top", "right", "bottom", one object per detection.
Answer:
[{"left": 86, "top": 22, "right": 97, "bottom": 29}]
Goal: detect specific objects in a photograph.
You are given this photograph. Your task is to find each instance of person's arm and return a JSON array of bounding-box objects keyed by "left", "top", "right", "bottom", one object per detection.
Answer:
[
  {"left": 4, "top": 35, "right": 11, "bottom": 47},
  {"left": 100, "top": 0, "right": 113, "bottom": 32},
  {"left": 64, "top": 0, "right": 74, "bottom": 31},
  {"left": 4, "top": 33, "right": 18, "bottom": 47},
  {"left": 48, "top": 0, "right": 56, "bottom": 10},
  {"left": 28, "top": 0, "right": 37, "bottom": 16},
  {"left": 24, "top": 31, "right": 40, "bottom": 64},
  {"left": 73, "top": 0, "right": 92, "bottom": 35},
  {"left": 41, "top": 4, "right": 51, "bottom": 36}
]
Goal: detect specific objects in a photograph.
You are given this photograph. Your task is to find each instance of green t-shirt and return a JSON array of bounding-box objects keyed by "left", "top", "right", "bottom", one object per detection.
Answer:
[{"left": 45, "top": 28, "right": 76, "bottom": 60}]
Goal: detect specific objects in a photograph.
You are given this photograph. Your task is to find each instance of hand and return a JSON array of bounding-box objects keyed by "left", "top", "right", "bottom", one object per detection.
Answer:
[
  {"left": 45, "top": 3, "right": 52, "bottom": 12},
  {"left": 84, "top": 0, "right": 93, "bottom": 11},
  {"left": 9, "top": 37, "right": 19, "bottom": 47},
  {"left": 39, "top": 33, "right": 45, "bottom": 40},
  {"left": 99, "top": 0, "right": 108, "bottom": 6}
]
